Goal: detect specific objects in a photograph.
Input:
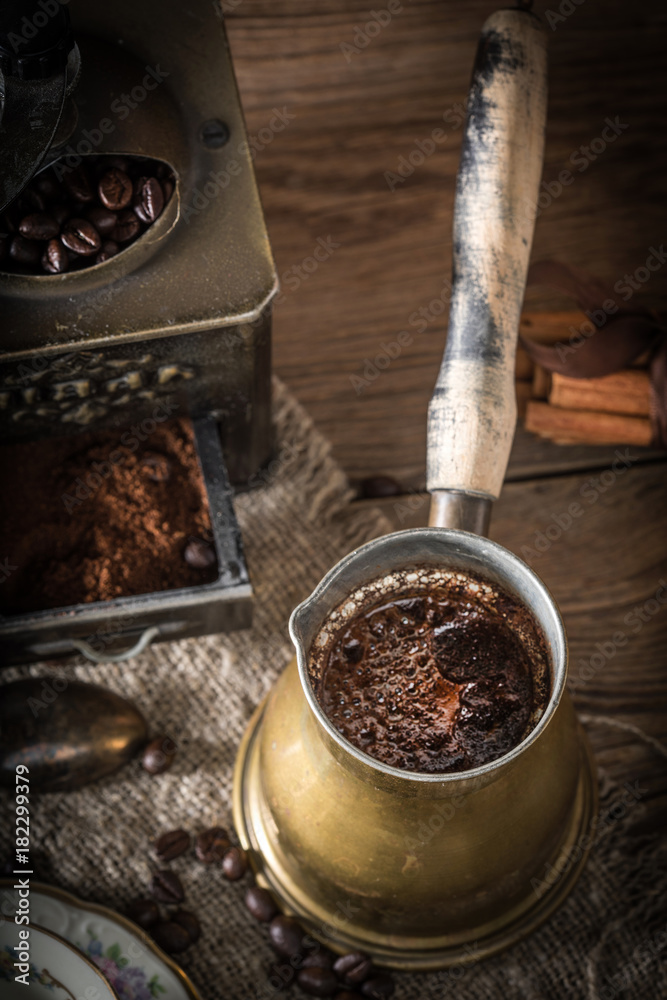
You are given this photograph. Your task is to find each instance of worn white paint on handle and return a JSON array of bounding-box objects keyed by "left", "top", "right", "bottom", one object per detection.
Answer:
[{"left": 427, "top": 9, "right": 547, "bottom": 501}]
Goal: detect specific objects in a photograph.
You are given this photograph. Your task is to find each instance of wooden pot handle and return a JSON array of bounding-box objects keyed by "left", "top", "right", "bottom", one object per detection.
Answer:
[{"left": 427, "top": 8, "right": 547, "bottom": 503}]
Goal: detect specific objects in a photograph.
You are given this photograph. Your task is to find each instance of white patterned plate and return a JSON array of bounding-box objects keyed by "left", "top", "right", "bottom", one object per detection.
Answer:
[
  {"left": 0, "top": 921, "right": 118, "bottom": 999},
  {"left": 0, "top": 881, "right": 201, "bottom": 1000}
]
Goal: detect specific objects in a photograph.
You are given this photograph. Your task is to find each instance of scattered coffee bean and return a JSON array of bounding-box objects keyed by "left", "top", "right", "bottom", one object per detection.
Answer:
[
  {"left": 172, "top": 909, "right": 201, "bottom": 944},
  {"left": 9, "top": 235, "right": 41, "bottom": 267},
  {"left": 61, "top": 218, "right": 101, "bottom": 256},
  {"left": 111, "top": 208, "right": 141, "bottom": 243},
  {"left": 154, "top": 828, "right": 190, "bottom": 862},
  {"left": 63, "top": 165, "right": 95, "bottom": 203},
  {"left": 99, "top": 168, "right": 133, "bottom": 210},
  {"left": 269, "top": 915, "right": 305, "bottom": 958},
  {"left": 303, "top": 948, "right": 336, "bottom": 970},
  {"left": 195, "top": 826, "right": 231, "bottom": 864},
  {"left": 151, "top": 920, "right": 191, "bottom": 954},
  {"left": 297, "top": 967, "right": 339, "bottom": 997},
  {"left": 360, "top": 974, "right": 395, "bottom": 999},
  {"left": 141, "top": 453, "right": 171, "bottom": 483},
  {"left": 359, "top": 476, "right": 403, "bottom": 499},
  {"left": 18, "top": 213, "right": 59, "bottom": 240},
  {"left": 141, "top": 735, "right": 177, "bottom": 775},
  {"left": 333, "top": 953, "right": 374, "bottom": 986},
  {"left": 134, "top": 176, "right": 165, "bottom": 223},
  {"left": 184, "top": 538, "right": 216, "bottom": 569},
  {"left": 86, "top": 205, "right": 117, "bottom": 236},
  {"left": 125, "top": 897, "right": 160, "bottom": 930},
  {"left": 95, "top": 240, "right": 120, "bottom": 264},
  {"left": 42, "top": 239, "right": 68, "bottom": 274},
  {"left": 150, "top": 869, "right": 185, "bottom": 905},
  {"left": 222, "top": 845, "right": 248, "bottom": 881},
  {"left": 245, "top": 885, "right": 278, "bottom": 923}
]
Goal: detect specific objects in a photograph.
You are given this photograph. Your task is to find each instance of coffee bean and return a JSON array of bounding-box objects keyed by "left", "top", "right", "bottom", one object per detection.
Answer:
[
  {"left": 9, "top": 236, "right": 41, "bottom": 267},
  {"left": 42, "top": 239, "right": 68, "bottom": 274},
  {"left": 142, "top": 735, "right": 177, "bottom": 775},
  {"left": 269, "top": 915, "right": 305, "bottom": 958},
  {"left": 303, "top": 948, "right": 336, "bottom": 970},
  {"left": 33, "top": 172, "right": 62, "bottom": 202},
  {"left": 195, "top": 826, "right": 231, "bottom": 863},
  {"left": 126, "top": 897, "right": 160, "bottom": 930},
  {"left": 134, "top": 176, "right": 164, "bottom": 223},
  {"left": 333, "top": 953, "right": 374, "bottom": 986},
  {"left": 86, "top": 205, "right": 117, "bottom": 236},
  {"left": 245, "top": 885, "right": 278, "bottom": 923},
  {"left": 52, "top": 204, "right": 70, "bottom": 227},
  {"left": 359, "top": 476, "right": 403, "bottom": 499},
  {"left": 111, "top": 208, "right": 141, "bottom": 243},
  {"left": 360, "top": 974, "right": 395, "bottom": 999},
  {"left": 172, "top": 909, "right": 201, "bottom": 944},
  {"left": 150, "top": 869, "right": 185, "bottom": 905},
  {"left": 222, "top": 845, "right": 248, "bottom": 881},
  {"left": 63, "top": 165, "right": 94, "bottom": 203},
  {"left": 95, "top": 240, "right": 120, "bottom": 264},
  {"left": 61, "top": 218, "right": 102, "bottom": 256},
  {"left": 184, "top": 538, "right": 216, "bottom": 569},
  {"left": 140, "top": 453, "right": 171, "bottom": 483},
  {"left": 154, "top": 828, "right": 190, "bottom": 862},
  {"left": 19, "top": 213, "right": 59, "bottom": 240},
  {"left": 297, "top": 967, "right": 339, "bottom": 997},
  {"left": 151, "top": 920, "right": 191, "bottom": 954},
  {"left": 99, "top": 168, "right": 133, "bottom": 210}
]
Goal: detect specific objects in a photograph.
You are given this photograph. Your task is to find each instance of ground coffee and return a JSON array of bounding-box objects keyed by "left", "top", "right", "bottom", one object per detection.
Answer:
[
  {"left": 312, "top": 568, "right": 550, "bottom": 774},
  {"left": 0, "top": 417, "right": 217, "bottom": 615}
]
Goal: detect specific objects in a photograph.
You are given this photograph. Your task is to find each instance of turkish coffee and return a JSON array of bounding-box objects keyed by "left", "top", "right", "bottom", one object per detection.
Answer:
[{"left": 310, "top": 566, "right": 550, "bottom": 774}]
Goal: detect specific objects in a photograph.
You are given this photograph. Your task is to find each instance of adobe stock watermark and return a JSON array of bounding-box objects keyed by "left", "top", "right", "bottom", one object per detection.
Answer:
[
  {"left": 529, "top": 116, "right": 629, "bottom": 219},
  {"left": 350, "top": 273, "right": 455, "bottom": 394},
  {"left": 182, "top": 107, "right": 295, "bottom": 223},
  {"left": 383, "top": 101, "right": 468, "bottom": 192},
  {"left": 340, "top": 0, "right": 403, "bottom": 64},
  {"left": 594, "top": 924, "right": 667, "bottom": 1000},
  {"left": 60, "top": 398, "right": 179, "bottom": 512},
  {"left": 550, "top": 244, "right": 667, "bottom": 365},
  {"left": 519, "top": 448, "right": 635, "bottom": 565},
  {"left": 544, "top": 0, "right": 587, "bottom": 31},
  {"left": 570, "top": 579, "right": 667, "bottom": 691},
  {"left": 52, "top": 65, "right": 171, "bottom": 179}
]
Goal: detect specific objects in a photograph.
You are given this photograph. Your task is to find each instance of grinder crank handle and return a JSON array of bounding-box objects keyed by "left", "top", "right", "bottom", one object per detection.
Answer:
[{"left": 427, "top": 6, "right": 547, "bottom": 535}]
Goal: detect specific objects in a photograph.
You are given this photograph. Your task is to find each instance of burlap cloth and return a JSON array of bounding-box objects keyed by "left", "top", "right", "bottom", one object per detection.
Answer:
[{"left": 1, "top": 378, "right": 665, "bottom": 1000}]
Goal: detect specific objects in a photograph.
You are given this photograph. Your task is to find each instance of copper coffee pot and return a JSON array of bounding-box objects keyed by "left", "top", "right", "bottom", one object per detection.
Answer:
[{"left": 233, "top": 6, "right": 597, "bottom": 968}]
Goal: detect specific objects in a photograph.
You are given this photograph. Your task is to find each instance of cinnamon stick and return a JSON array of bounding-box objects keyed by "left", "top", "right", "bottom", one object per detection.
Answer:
[
  {"left": 525, "top": 401, "right": 652, "bottom": 446},
  {"left": 549, "top": 369, "right": 650, "bottom": 417}
]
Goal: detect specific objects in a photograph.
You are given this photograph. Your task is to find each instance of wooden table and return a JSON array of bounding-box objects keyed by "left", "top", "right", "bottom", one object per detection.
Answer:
[{"left": 226, "top": 1, "right": 667, "bottom": 838}]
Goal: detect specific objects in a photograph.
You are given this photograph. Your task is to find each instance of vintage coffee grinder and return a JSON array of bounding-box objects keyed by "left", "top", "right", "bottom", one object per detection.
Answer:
[{"left": 0, "top": 0, "right": 278, "bottom": 664}]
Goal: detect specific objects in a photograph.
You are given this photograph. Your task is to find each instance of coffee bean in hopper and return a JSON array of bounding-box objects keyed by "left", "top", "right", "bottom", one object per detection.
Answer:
[
  {"left": 222, "top": 845, "right": 248, "bottom": 881},
  {"left": 61, "top": 218, "right": 101, "bottom": 256},
  {"left": 42, "top": 239, "right": 68, "bottom": 274},
  {"left": 297, "top": 966, "right": 339, "bottom": 997},
  {"left": 195, "top": 826, "right": 231, "bottom": 863},
  {"left": 9, "top": 236, "right": 41, "bottom": 267},
  {"left": 111, "top": 209, "right": 141, "bottom": 243},
  {"left": 245, "top": 885, "right": 278, "bottom": 923},
  {"left": 18, "top": 213, "right": 59, "bottom": 240},
  {"left": 125, "top": 897, "right": 160, "bottom": 930},
  {"left": 98, "top": 168, "right": 133, "bottom": 211},
  {"left": 151, "top": 920, "right": 191, "bottom": 954},
  {"left": 150, "top": 869, "right": 185, "bottom": 905},
  {"left": 134, "top": 176, "right": 164, "bottom": 223},
  {"left": 154, "top": 828, "right": 190, "bottom": 862}
]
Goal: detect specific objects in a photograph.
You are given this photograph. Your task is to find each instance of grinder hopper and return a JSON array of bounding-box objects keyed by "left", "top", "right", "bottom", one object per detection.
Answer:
[{"left": 233, "top": 6, "right": 597, "bottom": 969}]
